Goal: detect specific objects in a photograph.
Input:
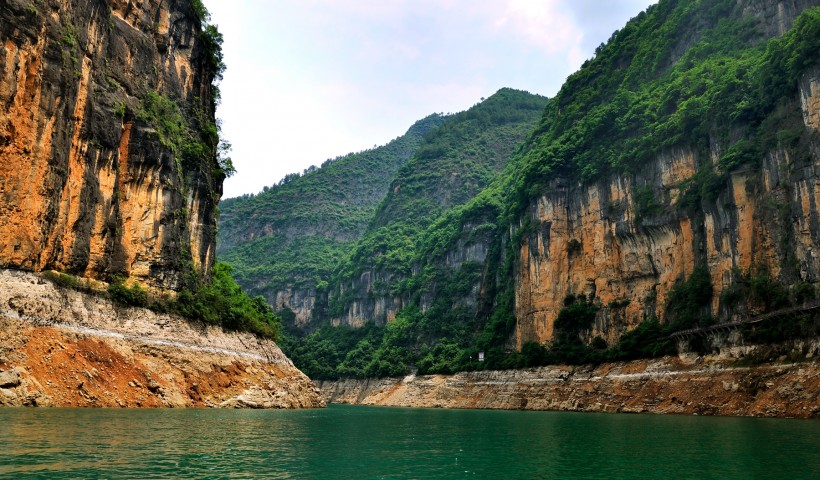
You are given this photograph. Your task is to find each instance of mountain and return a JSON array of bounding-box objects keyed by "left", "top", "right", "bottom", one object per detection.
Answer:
[
  {"left": 328, "top": 88, "right": 549, "bottom": 328},
  {"left": 217, "top": 114, "right": 445, "bottom": 324},
  {"left": 217, "top": 89, "right": 548, "bottom": 331},
  {"left": 223, "top": 0, "right": 820, "bottom": 381}
]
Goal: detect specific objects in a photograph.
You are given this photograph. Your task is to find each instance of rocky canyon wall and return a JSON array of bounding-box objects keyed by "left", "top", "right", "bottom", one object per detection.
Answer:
[
  {"left": 0, "top": 0, "right": 223, "bottom": 290},
  {"left": 331, "top": 219, "right": 497, "bottom": 328},
  {"left": 514, "top": 67, "right": 820, "bottom": 347}
]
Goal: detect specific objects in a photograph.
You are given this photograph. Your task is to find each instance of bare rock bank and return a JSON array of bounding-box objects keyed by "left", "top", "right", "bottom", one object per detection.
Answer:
[
  {"left": 0, "top": 269, "right": 324, "bottom": 408},
  {"left": 319, "top": 345, "right": 819, "bottom": 418}
]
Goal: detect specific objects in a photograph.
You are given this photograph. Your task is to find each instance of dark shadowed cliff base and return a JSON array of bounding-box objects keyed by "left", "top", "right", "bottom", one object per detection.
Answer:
[{"left": 319, "top": 341, "right": 819, "bottom": 418}]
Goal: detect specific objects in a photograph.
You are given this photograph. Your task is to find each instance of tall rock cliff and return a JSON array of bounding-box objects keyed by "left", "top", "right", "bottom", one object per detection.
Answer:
[
  {"left": 0, "top": 0, "right": 225, "bottom": 290},
  {"left": 512, "top": 0, "right": 820, "bottom": 347}
]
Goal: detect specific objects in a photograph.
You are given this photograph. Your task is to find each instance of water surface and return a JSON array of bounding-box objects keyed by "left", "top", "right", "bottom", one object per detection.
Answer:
[{"left": 0, "top": 405, "right": 817, "bottom": 479}]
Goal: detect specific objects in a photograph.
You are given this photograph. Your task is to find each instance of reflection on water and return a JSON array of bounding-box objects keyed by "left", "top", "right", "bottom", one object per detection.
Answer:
[{"left": 0, "top": 405, "right": 817, "bottom": 479}]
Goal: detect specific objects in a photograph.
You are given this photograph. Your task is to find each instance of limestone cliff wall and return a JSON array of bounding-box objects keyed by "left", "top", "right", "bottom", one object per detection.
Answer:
[
  {"left": 331, "top": 220, "right": 495, "bottom": 327},
  {"left": 333, "top": 270, "right": 405, "bottom": 327},
  {"left": 0, "top": 269, "right": 324, "bottom": 408},
  {"left": 273, "top": 287, "right": 318, "bottom": 328},
  {"left": 0, "top": 0, "right": 222, "bottom": 290},
  {"left": 514, "top": 68, "right": 820, "bottom": 347}
]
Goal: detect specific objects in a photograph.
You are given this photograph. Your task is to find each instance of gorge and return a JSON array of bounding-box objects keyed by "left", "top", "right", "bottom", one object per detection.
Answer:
[
  {"left": 1, "top": 0, "right": 818, "bottom": 418},
  {"left": 218, "top": 0, "right": 820, "bottom": 417}
]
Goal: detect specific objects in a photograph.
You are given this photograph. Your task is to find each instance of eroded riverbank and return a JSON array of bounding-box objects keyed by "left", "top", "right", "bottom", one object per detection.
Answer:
[
  {"left": 319, "top": 346, "right": 820, "bottom": 418},
  {"left": 0, "top": 270, "right": 324, "bottom": 408}
]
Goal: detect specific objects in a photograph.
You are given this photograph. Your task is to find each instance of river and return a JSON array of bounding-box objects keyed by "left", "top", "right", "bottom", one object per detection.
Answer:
[{"left": 0, "top": 405, "right": 817, "bottom": 479}]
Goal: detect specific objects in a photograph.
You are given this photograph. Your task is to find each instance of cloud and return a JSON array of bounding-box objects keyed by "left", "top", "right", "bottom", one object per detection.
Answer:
[
  {"left": 495, "top": 0, "right": 581, "bottom": 51},
  {"left": 206, "top": 0, "right": 657, "bottom": 197}
]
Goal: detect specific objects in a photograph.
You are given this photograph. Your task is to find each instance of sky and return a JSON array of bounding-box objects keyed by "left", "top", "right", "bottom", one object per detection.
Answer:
[{"left": 205, "top": 1, "right": 658, "bottom": 199}]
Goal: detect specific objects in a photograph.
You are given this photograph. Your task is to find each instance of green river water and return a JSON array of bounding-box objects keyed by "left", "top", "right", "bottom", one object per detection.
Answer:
[{"left": 0, "top": 405, "right": 817, "bottom": 479}]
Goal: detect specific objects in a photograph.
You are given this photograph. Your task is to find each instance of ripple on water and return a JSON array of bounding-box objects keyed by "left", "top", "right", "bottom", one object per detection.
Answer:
[{"left": 0, "top": 406, "right": 817, "bottom": 479}]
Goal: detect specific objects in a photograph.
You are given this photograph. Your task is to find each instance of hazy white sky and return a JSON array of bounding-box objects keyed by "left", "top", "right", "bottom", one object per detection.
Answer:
[{"left": 205, "top": 1, "right": 657, "bottom": 199}]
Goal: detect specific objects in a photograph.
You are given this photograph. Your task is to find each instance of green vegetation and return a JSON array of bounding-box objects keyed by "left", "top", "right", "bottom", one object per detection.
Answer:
[
  {"left": 190, "top": 0, "right": 210, "bottom": 23},
  {"left": 61, "top": 22, "right": 78, "bottom": 49},
  {"left": 513, "top": 2, "right": 820, "bottom": 214},
  {"left": 665, "top": 265, "right": 713, "bottom": 331},
  {"left": 218, "top": 114, "right": 446, "bottom": 302},
  {"left": 219, "top": 1, "right": 820, "bottom": 378},
  {"left": 138, "top": 92, "right": 187, "bottom": 152},
  {"left": 137, "top": 92, "right": 232, "bottom": 179},
  {"left": 173, "top": 263, "right": 281, "bottom": 339},
  {"left": 720, "top": 265, "right": 794, "bottom": 312},
  {"left": 42, "top": 264, "right": 279, "bottom": 340},
  {"left": 43, "top": 270, "right": 89, "bottom": 290},
  {"left": 108, "top": 277, "right": 149, "bottom": 308}
]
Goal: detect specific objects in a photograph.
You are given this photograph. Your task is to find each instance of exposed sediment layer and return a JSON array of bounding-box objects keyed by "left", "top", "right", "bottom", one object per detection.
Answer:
[
  {"left": 320, "top": 345, "right": 819, "bottom": 418},
  {"left": 0, "top": 269, "right": 324, "bottom": 408}
]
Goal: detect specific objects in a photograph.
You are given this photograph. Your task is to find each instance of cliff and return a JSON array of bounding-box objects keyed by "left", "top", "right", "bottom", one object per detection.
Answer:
[
  {"left": 512, "top": 7, "right": 820, "bottom": 347},
  {"left": 0, "top": 0, "right": 225, "bottom": 290},
  {"left": 0, "top": 269, "right": 324, "bottom": 408}
]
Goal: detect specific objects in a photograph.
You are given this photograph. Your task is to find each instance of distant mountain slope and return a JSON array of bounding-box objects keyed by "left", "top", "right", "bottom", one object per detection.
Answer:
[
  {"left": 330, "top": 88, "right": 548, "bottom": 326},
  {"left": 217, "top": 114, "right": 444, "bottom": 323},
  {"left": 218, "top": 89, "right": 547, "bottom": 333}
]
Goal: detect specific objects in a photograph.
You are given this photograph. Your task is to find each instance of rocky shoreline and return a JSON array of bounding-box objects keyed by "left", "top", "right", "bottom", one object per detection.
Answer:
[
  {"left": 318, "top": 344, "right": 819, "bottom": 418},
  {"left": 0, "top": 270, "right": 324, "bottom": 409}
]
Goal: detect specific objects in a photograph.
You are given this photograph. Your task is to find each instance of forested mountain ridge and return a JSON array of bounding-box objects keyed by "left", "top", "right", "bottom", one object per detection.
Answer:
[
  {"left": 217, "top": 89, "right": 547, "bottom": 330},
  {"left": 218, "top": 114, "right": 444, "bottom": 251},
  {"left": 224, "top": 0, "right": 820, "bottom": 381},
  {"left": 329, "top": 88, "right": 549, "bottom": 328},
  {"left": 217, "top": 114, "right": 445, "bottom": 323}
]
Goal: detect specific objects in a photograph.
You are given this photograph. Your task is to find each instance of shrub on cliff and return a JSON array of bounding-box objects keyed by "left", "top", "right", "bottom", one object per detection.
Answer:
[
  {"left": 174, "top": 262, "right": 281, "bottom": 340},
  {"left": 609, "top": 317, "right": 675, "bottom": 361},
  {"left": 665, "top": 265, "right": 713, "bottom": 331},
  {"left": 42, "top": 271, "right": 84, "bottom": 290},
  {"left": 108, "top": 277, "right": 149, "bottom": 308}
]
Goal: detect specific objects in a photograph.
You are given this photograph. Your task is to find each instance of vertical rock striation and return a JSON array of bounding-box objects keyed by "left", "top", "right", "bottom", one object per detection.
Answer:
[
  {"left": 514, "top": 65, "right": 820, "bottom": 347},
  {"left": 0, "top": 0, "right": 223, "bottom": 290}
]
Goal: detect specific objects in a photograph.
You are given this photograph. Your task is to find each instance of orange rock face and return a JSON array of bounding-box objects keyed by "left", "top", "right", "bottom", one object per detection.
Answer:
[
  {"left": 0, "top": 0, "right": 222, "bottom": 290},
  {"left": 514, "top": 70, "right": 820, "bottom": 347}
]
